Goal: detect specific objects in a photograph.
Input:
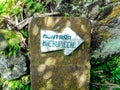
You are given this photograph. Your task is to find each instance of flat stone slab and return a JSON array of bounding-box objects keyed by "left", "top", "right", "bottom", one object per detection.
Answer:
[{"left": 29, "top": 17, "right": 91, "bottom": 90}]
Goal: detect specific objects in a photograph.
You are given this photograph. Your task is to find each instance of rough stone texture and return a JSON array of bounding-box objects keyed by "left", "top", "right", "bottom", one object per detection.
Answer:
[
  {"left": 91, "top": 4, "right": 120, "bottom": 60},
  {"left": 0, "top": 30, "right": 28, "bottom": 80},
  {"left": 54, "top": 0, "right": 118, "bottom": 17},
  {"left": 29, "top": 17, "right": 91, "bottom": 90},
  {"left": 54, "top": 0, "right": 120, "bottom": 22},
  {"left": 0, "top": 53, "right": 27, "bottom": 80}
]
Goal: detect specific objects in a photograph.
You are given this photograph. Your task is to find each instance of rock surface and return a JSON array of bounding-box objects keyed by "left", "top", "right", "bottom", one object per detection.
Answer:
[
  {"left": 54, "top": 0, "right": 117, "bottom": 17},
  {"left": 0, "top": 30, "right": 28, "bottom": 80},
  {"left": 0, "top": 53, "right": 27, "bottom": 80},
  {"left": 55, "top": 0, "right": 120, "bottom": 60},
  {"left": 29, "top": 17, "right": 91, "bottom": 90},
  {"left": 55, "top": 0, "right": 120, "bottom": 61},
  {"left": 91, "top": 3, "right": 120, "bottom": 60}
]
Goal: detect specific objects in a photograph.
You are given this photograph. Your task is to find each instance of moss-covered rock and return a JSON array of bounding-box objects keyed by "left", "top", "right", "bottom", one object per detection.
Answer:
[
  {"left": 0, "top": 30, "right": 28, "bottom": 80},
  {"left": 0, "top": 53, "right": 28, "bottom": 80},
  {"left": 91, "top": 3, "right": 120, "bottom": 60},
  {"left": 100, "top": 5, "right": 120, "bottom": 25}
]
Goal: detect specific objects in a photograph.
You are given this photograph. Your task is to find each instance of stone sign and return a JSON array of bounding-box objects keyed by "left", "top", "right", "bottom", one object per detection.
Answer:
[{"left": 29, "top": 17, "right": 91, "bottom": 90}]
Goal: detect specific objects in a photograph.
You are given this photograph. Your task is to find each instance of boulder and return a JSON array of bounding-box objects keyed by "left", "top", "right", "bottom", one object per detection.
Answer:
[
  {"left": 0, "top": 53, "right": 27, "bottom": 80},
  {"left": 91, "top": 4, "right": 120, "bottom": 60},
  {"left": 54, "top": 0, "right": 114, "bottom": 17}
]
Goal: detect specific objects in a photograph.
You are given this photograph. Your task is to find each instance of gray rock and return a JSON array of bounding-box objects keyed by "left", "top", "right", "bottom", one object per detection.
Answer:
[
  {"left": 54, "top": 0, "right": 113, "bottom": 18},
  {"left": 92, "top": 35, "right": 120, "bottom": 59},
  {"left": 54, "top": 0, "right": 99, "bottom": 15},
  {"left": 92, "top": 13, "right": 120, "bottom": 60},
  {"left": 0, "top": 53, "right": 27, "bottom": 80}
]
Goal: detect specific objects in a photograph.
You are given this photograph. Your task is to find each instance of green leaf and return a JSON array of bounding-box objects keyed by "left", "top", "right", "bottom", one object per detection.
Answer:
[
  {"left": 13, "top": 50, "right": 17, "bottom": 57},
  {"left": 101, "top": 78, "right": 105, "bottom": 83},
  {"left": 26, "top": 1, "right": 33, "bottom": 11},
  {"left": 20, "top": 30, "right": 28, "bottom": 37},
  {"left": 116, "top": 74, "right": 120, "bottom": 79},
  {"left": 14, "top": 44, "right": 20, "bottom": 50},
  {"left": 14, "top": 7, "right": 21, "bottom": 15},
  {"left": 9, "top": 50, "right": 13, "bottom": 56}
]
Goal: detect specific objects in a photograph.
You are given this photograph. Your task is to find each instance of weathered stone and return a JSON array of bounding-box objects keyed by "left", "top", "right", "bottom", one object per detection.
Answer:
[
  {"left": 100, "top": 4, "right": 120, "bottom": 25},
  {"left": 54, "top": 0, "right": 113, "bottom": 17},
  {"left": 91, "top": 4, "right": 120, "bottom": 60},
  {"left": 0, "top": 53, "right": 27, "bottom": 80},
  {"left": 29, "top": 17, "right": 91, "bottom": 90}
]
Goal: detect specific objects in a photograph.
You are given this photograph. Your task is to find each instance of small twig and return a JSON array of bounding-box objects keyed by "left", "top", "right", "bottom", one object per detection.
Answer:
[
  {"left": 93, "top": 83, "right": 106, "bottom": 86},
  {"left": 106, "top": 81, "right": 120, "bottom": 88},
  {"left": 20, "top": 35, "right": 27, "bottom": 49},
  {"left": 94, "top": 70, "right": 103, "bottom": 73},
  {"left": 16, "top": 17, "right": 33, "bottom": 30},
  {"left": 33, "top": 12, "right": 60, "bottom": 17},
  {"left": 93, "top": 81, "right": 120, "bottom": 89},
  {"left": 4, "top": 12, "right": 60, "bottom": 30},
  {"left": 55, "top": 0, "right": 63, "bottom": 10},
  {"left": 5, "top": 17, "right": 33, "bottom": 30},
  {"left": 15, "top": 15, "right": 18, "bottom": 25}
]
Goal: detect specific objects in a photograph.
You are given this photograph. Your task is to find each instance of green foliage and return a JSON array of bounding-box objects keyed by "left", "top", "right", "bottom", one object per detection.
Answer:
[
  {"left": 0, "top": 75, "right": 31, "bottom": 90},
  {"left": 25, "top": 0, "right": 46, "bottom": 16},
  {"left": 0, "top": 0, "right": 22, "bottom": 16},
  {"left": 111, "top": 66, "right": 120, "bottom": 84},
  {"left": 51, "top": 0, "right": 58, "bottom": 3},
  {"left": 91, "top": 54, "right": 120, "bottom": 89},
  {"left": 20, "top": 29, "right": 28, "bottom": 38},
  {"left": 0, "top": 77, "right": 5, "bottom": 89},
  {"left": 6, "top": 31, "right": 21, "bottom": 57},
  {"left": 99, "top": 6, "right": 105, "bottom": 12},
  {"left": 0, "top": 0, "right": 7, "bottom": 14},
  {"left": 0, "top": 0, "right": 47, "bottom": 19},
  {"left": 0, "top": 30, "right": 21, "bottom": 57},
  {"left": 3, "top": 80, "right": 24, "bottom": 90},
  {"left": 0, "top": 0, "right": 49, "bottom": 90},
  {"left": 64, "top": 12, "right": 70, "bottom": 16}
]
